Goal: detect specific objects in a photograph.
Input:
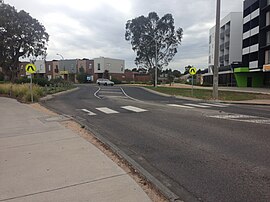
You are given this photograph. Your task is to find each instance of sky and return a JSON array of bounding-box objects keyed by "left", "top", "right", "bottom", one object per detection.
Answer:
[{"left": 5, "top": 0, "right": 243, "bottom": 72}]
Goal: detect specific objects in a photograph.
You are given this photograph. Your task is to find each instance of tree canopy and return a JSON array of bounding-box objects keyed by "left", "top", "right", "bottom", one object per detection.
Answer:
[
  {"left": 0, "top": 3, "right": 49, "bottom": 80},
  {"left": 125, "top": 12, "right": 183, "bottom": 72}
]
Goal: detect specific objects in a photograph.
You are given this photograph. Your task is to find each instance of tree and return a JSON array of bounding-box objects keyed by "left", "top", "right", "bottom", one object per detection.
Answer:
[
  {"left": 172, "top": 70, "right": 181, "bottom": 77},
  {"left": 184, "top": 65, "right": 193, "bottom": 75},
  {"left": 76, "top": 72, "right": 87, "bottom": 83},
  {"left": 125, "top": 12, "right": 183, "bottom": 85},
  {"left": 103, "top": 70, "right": 109, "bottom": 79},
  {"left": 0, "top": 3, "right": 49, "bottom": 81}
]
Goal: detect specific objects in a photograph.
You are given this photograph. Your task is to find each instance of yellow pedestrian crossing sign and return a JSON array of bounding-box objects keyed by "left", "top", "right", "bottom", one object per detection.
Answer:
[
  {"left": 189, "top": 67, "right": 197, "bottom": 75},
  {"left": 25, "top": 63, "right": 37, "bottom": 74}
]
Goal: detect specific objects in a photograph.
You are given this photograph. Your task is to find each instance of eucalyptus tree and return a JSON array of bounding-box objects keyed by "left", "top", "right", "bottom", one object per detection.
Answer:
[
  {"left": 0, "top": 3, "right": 49, "bottom": 81},
  {"left": 125, "top": 12, "right": 183, "bottom": 85}
]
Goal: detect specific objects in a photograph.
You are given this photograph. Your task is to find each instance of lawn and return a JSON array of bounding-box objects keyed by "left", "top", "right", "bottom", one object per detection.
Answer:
[{"left": 144, "top": 86, "right": 270, "bottom": 101}]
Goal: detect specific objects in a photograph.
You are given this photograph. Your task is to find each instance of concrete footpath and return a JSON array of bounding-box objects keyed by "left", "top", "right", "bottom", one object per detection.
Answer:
[{"left": 0, "top": 97, "right": 151, "bottom": 202}]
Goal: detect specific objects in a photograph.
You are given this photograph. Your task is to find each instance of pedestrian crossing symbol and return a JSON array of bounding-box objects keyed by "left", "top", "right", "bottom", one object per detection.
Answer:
[
  {"left": 189, "top": 67, "right": 197, "bottom": 75},
  {"left": 25, "top": 63, "right": 37, "bottom": 74}
]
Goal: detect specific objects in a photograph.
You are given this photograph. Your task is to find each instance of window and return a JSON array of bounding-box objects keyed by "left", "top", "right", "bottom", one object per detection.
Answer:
[
  {"left": 250, "top": 16, "right": 259, "bottom": 30},
  {"left": 98, "top": 63, "right": 100, "bottom": 70},
  {"left": 265, "top": 50, "right": 270, "bottom": 64},
  {"left": 250, "top": 34, "right": 259, "bottom": 46},
  {"left": 243, "top": 22, "right": 250, "bottom": 33},
  {"left": 243, "top": 38, "right": 250, "bottom": 48},
  {"left": 267, "top": 31, "right": 270, "bottom": 45},
  {"left": 121, "top": 65, "right": 124, "bottom": 72},
  {"left": 266, "top": 12, "right": 270, "bottom": 26},
  {"left": 249, "top": 52, "right": 258, "bottom": 61},
  {"left": 244, "top": 8, "right": 251, "bottom": 17},
  {"left": 55, "top": 65, "right": 59, "bottom": 73},
  {"left": 48, "top": 65, "right": 51, "bottom": 71}
]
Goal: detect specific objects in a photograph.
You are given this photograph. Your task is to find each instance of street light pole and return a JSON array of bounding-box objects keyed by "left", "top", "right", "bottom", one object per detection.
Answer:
[
  {"left": 213, "top": 0, "right": 220, "bottom": 100},
  {"left": 155, "top": 40, "right": 158, "bottom": 88},
  {"left": 56, "top": 53, "right": 65, "bottom": 79},
  {"left": 56, "top": 53, "right": 64, "bottom": 60}
]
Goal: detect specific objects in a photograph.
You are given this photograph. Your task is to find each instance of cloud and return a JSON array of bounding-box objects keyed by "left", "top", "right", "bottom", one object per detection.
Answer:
[{"left": 5, "top": 0, "right": 242, "bottom": 70}]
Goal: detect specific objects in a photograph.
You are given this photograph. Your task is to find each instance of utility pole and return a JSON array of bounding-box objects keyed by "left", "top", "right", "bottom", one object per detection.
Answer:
[
  {"left": 213, "top": 0, "right": 220, "bottom": 100},
  {"left": 155, "top": 40, "right": 158, "bottom": 88}
]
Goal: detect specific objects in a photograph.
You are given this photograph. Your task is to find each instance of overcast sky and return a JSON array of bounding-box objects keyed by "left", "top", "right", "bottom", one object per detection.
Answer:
[{"left": 5, "top": 0, "right": 243, "bottom": 72}]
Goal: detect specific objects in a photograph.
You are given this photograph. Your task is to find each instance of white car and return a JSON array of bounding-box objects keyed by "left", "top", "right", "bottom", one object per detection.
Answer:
[{"left": 96, "top": 78, "right": 114, "bottom": 86}]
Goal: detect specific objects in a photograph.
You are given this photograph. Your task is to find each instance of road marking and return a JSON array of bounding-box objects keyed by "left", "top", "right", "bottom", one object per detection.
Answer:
[
  {"left": 184, "top": 103, "right": 210, "bottom": 108},
  {"left": 96, "top": 107, "right": 119, "bottom": 114},
  {"left": 167, "top": 104, "right": 194, "bottom": 109},
  {"left": 120, "top": 87, "right": 142, "bottom": 102},
  {"left": 199, "top": 103, "right": 228, "bottom": 107},
  {"left": 209, "top": 114, "right": 254, "bottom": 119},
  {"left": 121, "top": 106, "right": 148, "bottom": 112},
  {"left": 208, "top": 114, "right": 270, "bottom": 125},
  {"left": 81, "top": 109, "right": 96, "bottom": 116},
  {"left": 94, "top": 87, "right": 102, "bottom": 99}
]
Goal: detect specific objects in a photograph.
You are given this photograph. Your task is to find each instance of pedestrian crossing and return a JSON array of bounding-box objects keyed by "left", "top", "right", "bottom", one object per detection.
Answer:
[
  {"left": 167, "top": 102, "right": 230, "bottom": 109},
  {"left": 79, "top": 102, "right": 230, "bottom": 117},
  {"left": 79, "top": 105, "right": 148, "bottom": 116}
]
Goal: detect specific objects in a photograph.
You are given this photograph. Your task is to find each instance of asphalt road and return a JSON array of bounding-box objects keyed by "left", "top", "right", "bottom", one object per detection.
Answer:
[{"left": 43, "top": 84, "right": 270, "bottom": 202}]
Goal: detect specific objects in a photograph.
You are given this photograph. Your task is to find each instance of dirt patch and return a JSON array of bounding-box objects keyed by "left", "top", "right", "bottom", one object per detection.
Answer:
[
  {"left": 29, "top": 103, "right": 58, "bottom": 116},
  {"left": 31, "top": 103, "right": 168, "bottom": 202}
]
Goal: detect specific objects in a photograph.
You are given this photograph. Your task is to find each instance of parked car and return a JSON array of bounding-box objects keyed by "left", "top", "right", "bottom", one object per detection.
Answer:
[{"left": 96, "top": 78, "right": 114, "bottom": 86}]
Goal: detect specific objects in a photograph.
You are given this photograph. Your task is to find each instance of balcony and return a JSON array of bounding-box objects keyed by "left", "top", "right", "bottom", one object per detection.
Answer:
[
  {"left": 220, "top": 55, "right": 224, "bottom": 61},
  {"left": 220, "top": 44, "right": 225, "bottom": 51},
  {"left": 220, "top": 32, "right": 225, "bottom": 39},
  {"left": 225, "top": 28, "right": 230, "bottom": 36},
  {"left": 225, "top": 41, "right": 230, "bottom": 49},
  {"left": 225, "top": 54, "right": 229, "bottom": 61}
]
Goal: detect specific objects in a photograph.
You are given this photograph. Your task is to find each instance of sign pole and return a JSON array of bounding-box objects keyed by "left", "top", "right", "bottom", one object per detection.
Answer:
[
  {"left": 189, "top": 67, "right": 197, "bottom": 97},
  {"left": 192, "top": 75, "right": 194, "bottom": 97},
  {"left": 30, "top": 73, "right": 33, "bottom": 103},
  {"left": 25, "top": 63, "right": 37, "bottom": 103}
]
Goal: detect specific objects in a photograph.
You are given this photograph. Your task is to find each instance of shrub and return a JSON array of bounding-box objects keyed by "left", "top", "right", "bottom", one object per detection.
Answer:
[
  {"left": 111, "top": 78, "right": 122, "bottom": 84},
  {"left": 0, "top": 72, "right": 4, "bottom": 81},
  {"left": 14, "top": 77, "right": 30, "bottom": 84},
  {"left": 76, "top": 73, "right": 87, "bottom": 83},
  {"left": 32, "top": 78, "right": 51, "bottom": 87}
]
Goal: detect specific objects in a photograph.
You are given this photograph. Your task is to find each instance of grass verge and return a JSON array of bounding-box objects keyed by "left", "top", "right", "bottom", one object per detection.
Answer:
[
  {"left": 0, "top": 83, "right": 74, "bottom": 102},
  {"left": 144, "top": 86, "right": 270, "bottom": 101}
]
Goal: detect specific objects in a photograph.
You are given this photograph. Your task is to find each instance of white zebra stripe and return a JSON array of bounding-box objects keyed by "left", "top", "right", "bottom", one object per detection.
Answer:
[
  {"left": 121, "top": 106, "right": 148, "bottom": 112},
  {"left": 96, "top": 107, "right": 119, "bottom": 114},
  {"left": 199, "top": 103, "right": 228, "bottom": 107},
  {"left": 184, "top": 103, "right": 210, "bottom": 108},
  {"left": 81, "top": 109, "right": 96, "bottom": 116},
  {"left": 167, "top": 104, "right": 194, "bottom": 109}
]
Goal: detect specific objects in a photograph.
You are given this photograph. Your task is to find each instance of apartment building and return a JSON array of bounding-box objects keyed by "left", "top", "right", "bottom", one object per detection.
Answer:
[
  {"left": 18, "top": 60, "right": 46, "bottom": 78},
  {"left": 205, "top": 12, "right": 243, "bottom": 86},
  {"left": 45, "top": 60, "right": 60, "bottom": 80},
  {"left": 238, "top": 0, "right": 270, "bottom": 86},
  {"left": 93, "top": 57, "right": 125, "bottom": 81},
  {"left": 16, "top": 57, "right": 125, "bottom": 83}
]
